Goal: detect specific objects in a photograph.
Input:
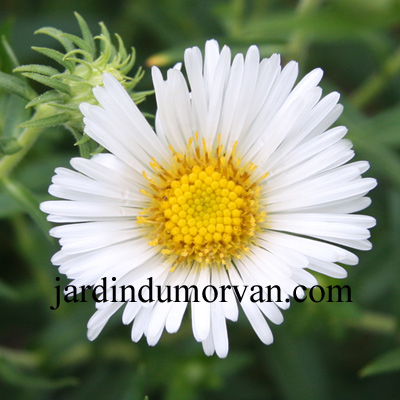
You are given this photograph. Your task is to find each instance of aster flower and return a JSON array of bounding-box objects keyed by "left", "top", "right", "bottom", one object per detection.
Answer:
[{"left": 40, "top": 40, "right": 377, "bottom": 358}]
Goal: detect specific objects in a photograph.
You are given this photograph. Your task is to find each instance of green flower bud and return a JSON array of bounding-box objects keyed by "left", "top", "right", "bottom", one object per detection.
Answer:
[{"left": 13, "top": 13, "right": 150, "bottom": 156}]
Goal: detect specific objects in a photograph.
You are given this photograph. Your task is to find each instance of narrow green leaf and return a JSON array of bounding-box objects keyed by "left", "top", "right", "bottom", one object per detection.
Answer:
[
  {"left": 61, "top": 33, "right": 93, "bottom": 59},
  {"left": 0, "top": 137, "right": 23, "bottom": 155},
  {"left": 98, "top": 22, "right": 116, "bottom": 60},
  {"left": 25, "top": 90, "right": 63, "bottom": 109},
  {"left": 90, "top": 144, "right": 105, "bottom": 155},
  {"left": 0, "top": 71, "right": 37, "bottom": 101},
  {"left": 142, "top": 112, "right": 155, "bottom": 119},
  {"left": 0, "top": 90, "right": 31, "bottom": 136},
  {"left": 1, "top": 178, "right": 53, "bottom": 241},
  {"left": 52, "top": 73, "right": 84, "bottom": 82},
  {"left": 34, "top": 27, "right": 74, "bottom": 52},
  {"left": 115, "top": 33, "right": 127, "bottom": 59},
  {"left": 95, "top": 35, "right": 112, "bottom": 66},
  {"left": 120, "top": 50, "right": 136, "bottom": 75},
  {"left": 14, "top": 64, "right": 59, "bottom": 77},
  {"left": 74, "top": 133, "right": 90, "bottom": 146},
  {"left": 48, "top": 102, "right": 79, "bottom": 112},
  {"left": 126, "top": 66, "right": 145, "bottom": 90},
  {"left": 32, "top": 47, "right": 75, "bottom": 72},
  {"left": 63, "top": 56, "right": 93, "bottom": 70},
  {"left": 21, "top": 72, "right": 71, "bottom": 95},
  {"left": 360, "top": 347, "right": 400, "bottom": 377},
  {"left": 19, "top": 113, "right": 69, "bottom": 129},
  {"left": 53, "top": 74, "right": 86, "bottom": 83},
  {"left": 74, "top": 12, "right": 95, "bottom": 57},
  {"left": 99, "top": 21, "right": 112, "bottom": 49},
  {"left": 131, "top": 90, "right": 153, "bottom": 105},
  {"left": 1, "top": 35, "right": 19, "bottom": 69},
  {"left": 64, "top": 49, "right": 94, "bottom": 63},
  {"left": 19, "top": 112, "right": 69, "bottom": 129}
]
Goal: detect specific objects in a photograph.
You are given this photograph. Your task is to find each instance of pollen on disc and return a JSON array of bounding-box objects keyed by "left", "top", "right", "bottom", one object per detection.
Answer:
[{"left": 138, "top": 135, "right": 267, "bottom": 267}]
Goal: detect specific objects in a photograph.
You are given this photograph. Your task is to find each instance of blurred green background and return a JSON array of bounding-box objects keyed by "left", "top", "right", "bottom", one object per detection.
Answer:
[{"left": 1, "top": 0, "right": 400, "bottom": 399}]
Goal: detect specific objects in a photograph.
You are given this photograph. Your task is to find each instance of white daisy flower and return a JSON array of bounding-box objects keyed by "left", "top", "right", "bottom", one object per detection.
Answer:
[{"left": 41, "top": 40, "right": 377, "bottom": 358}]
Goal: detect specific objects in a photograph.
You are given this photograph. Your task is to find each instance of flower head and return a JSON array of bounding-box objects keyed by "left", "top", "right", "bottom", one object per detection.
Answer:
[{"left": 41, "top": 40, "right": 377, "bottom": 358}]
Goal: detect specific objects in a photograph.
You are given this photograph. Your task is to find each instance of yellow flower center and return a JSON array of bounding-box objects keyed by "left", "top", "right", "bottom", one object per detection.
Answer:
[{"left": 138, "top": 134, "right": 267, "bottom": 268}]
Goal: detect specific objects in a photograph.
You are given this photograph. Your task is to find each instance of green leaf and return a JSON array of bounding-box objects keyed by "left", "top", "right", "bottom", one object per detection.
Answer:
[
  {"left": 25, "top": 90, "right": 63, "bottom": 108},
  {"left": 62, "top": 56, "right": 93, "bottom": 70},
  {"left": 115, "top": 33, "right": 127, "bottom": 60},
  {"left": 1, "top": 178, "right": 53, "bottom": 241},
  {"left": 14, "top": 64, "right": 59, "bottom": 77},
  {"left": 74, "top": 133, "right": 90, "bottom": 146},
  {"left": 99, "top": 21, "right": 112, "bottom": 52},
  {"left": 70, "top": 128, "right": 97, "bottom": 158},
  {"left": 360, "top": 347, "right": 400, "bottom": 377},
  {"left": 0, "top": 137, "right": 23, "bottom": 155},
  {"left": 74, "top": 12, "right": 95, "bottom": 57},
  {"left": 0, "top": 71, "right": 37, "bottom": 101},
  {"left": 19, "top": 112, "right": 69, "bottom": 129},
  {"left": 90, "top": 144, "right": 105, "bottom": 155},
  {"left": 48, "top": 102, "right": 79, "bottom": 112},
  {"left": 120, "top": 49, "right": 136, "bottom": 76},
  {"left": 1, "top": 35, "right": 19, "bottom": 69},
  {"left": 31, "top": 46, "right": 75, "bottom": 72},
  {"left": 64, "top": 48, "right": 95, "bottom": 63},
  {"left": 53, "top": 73, "right": 85, "bottom": 82},
  {"left": 131, "top": 89, "right": 153, "bottom": 105},
  {"left": 34, "top": 27, "right": 75, "bottom": 53},
  {"left": 21, "top": 72, "right": 71, "bottom": 95},
  {"left": 61, "top": 33, "right": 94, "bottom": 59},
  {"left": 96, "top": 34, "right": 112, "bottom": 66}
]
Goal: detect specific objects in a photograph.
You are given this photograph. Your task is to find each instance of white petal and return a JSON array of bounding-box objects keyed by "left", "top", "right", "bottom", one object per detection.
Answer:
[
  {"left": 87, "top": 302, "right": 123, "bottom": 340},
  {"left": 228, "top": 266, "right": 274, "bottom": 345},
  {"left": 191, "top": 267, "right": 211, "bottom": 342}
]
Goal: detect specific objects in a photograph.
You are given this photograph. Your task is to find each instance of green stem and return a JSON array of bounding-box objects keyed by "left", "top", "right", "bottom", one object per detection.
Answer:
[
  {"left": 67, "top": 126, "right": 91, "bottom": 158},
  {"left": 350, "top": 46, "right": 400, "bottom": 109},
  {"left": 0, "top": 104, "right": 53, "bottom": 178},
  {"left": 287, "top": 0, "right": 322, "bottom": 63},
  {"left": 231, "top": 0, "right": 245, "bottom": 36}
]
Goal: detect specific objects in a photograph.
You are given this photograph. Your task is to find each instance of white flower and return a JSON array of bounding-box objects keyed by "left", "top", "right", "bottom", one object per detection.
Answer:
[{"left": 41, "top": 40, "right": 377, "bottom": 358}]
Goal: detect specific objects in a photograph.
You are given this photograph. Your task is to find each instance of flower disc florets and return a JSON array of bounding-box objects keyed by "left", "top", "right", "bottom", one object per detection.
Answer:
[{"left": 138, "top": 134, "right": 267, "bottom": 268}]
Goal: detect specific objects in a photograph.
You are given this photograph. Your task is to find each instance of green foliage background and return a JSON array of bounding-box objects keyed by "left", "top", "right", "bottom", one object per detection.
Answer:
[{"left": 1, "top": 0, "right": 400, "bottom": 398}]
